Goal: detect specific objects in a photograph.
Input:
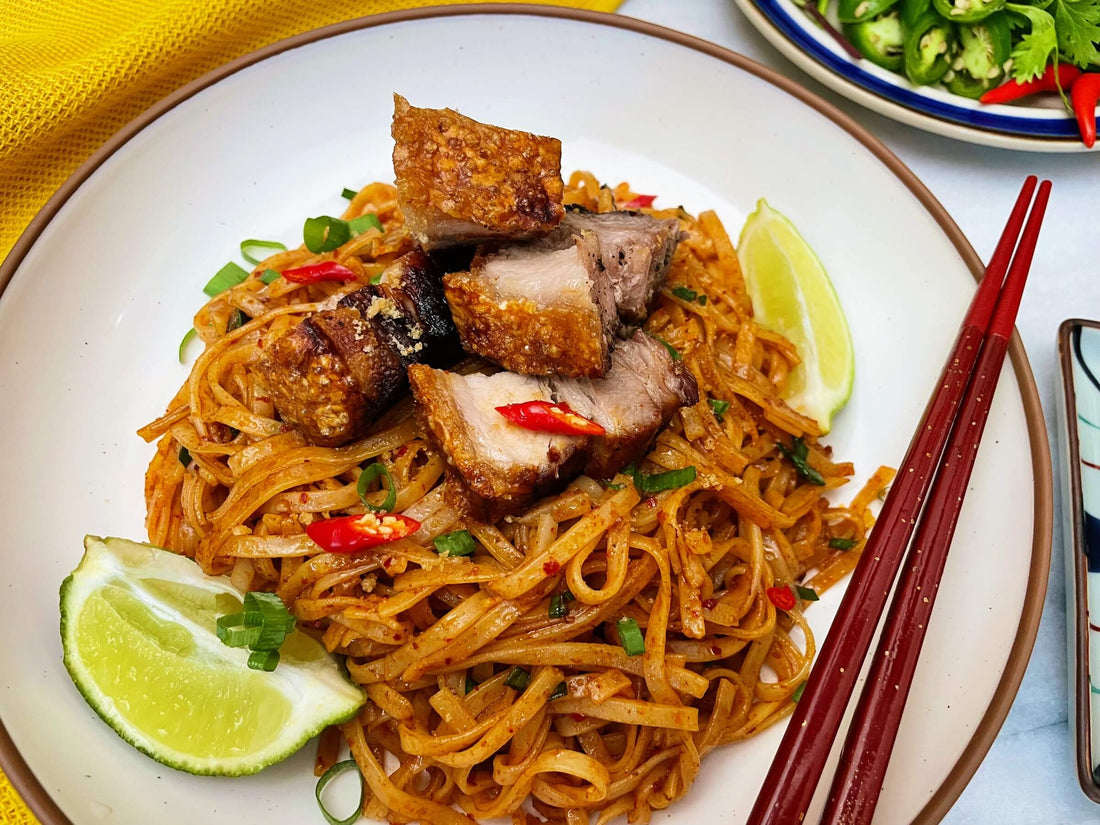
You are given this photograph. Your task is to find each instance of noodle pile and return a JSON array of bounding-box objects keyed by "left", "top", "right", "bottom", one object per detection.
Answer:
[{"left": 140, "top": 173, "right": 892, "bottom": 824}]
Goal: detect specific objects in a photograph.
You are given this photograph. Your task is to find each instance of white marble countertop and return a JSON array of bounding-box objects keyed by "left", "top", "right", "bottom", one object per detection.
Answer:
[{"left": 617, "top": 0, "right": 1100, "bottom": 821}]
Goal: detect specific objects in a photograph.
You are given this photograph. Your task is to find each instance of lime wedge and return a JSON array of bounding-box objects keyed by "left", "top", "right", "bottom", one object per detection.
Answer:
[
  {"left": 60, "top": 536, "right": 364, "bottom": 775},
  {"left": 738, "top": 199, "right": 854, "bottom": 433}
]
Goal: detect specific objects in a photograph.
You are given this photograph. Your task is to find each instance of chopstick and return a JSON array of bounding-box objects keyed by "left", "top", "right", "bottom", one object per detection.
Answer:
[
  {"left": 819, "top": 179, "right": 1052, "bottom": 823},
  {"left": 745, "top": 175, "right": 1048, "bottom": 825}
]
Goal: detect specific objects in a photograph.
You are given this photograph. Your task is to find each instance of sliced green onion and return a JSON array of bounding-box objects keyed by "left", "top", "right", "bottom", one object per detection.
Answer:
[
  {"left": 239, "top": 238, "right": 286, "bottom": 265},
  {"left": 215, "top": 613, "right": 261, "bottom": 648},
  {"left": 697, "top": 294, "right": 708, "bottom": 306},
  {"left": 778, "top": 437, "right": 826, "bottom": 486},
  {"left": 671, "top": 285, "right": 698, "bottom": 302},
  {"left": 550, "top": 682, "right": 568, "bottom": 700},
  {"left": 654, "top": 335, "right": 681, "bottom": 361},
  {"left": 465, "top": 676, "right": 477, "bottom": 694},
  {"left": 604, "top": 482, "right": 625, "bottom": 491},
  {"left": 178, "top": 328, "right": 198, "bottom": 363},
  {"left": 178, "top": 447, "right": 192, "bottom": 468},
  {"left": 795, "top": 585, "right": 819, "bottom": 602},
  {"left": 549, "top": 594, "right": 569, "bottom": 619},
  {"left": 616, "top": 617, "right": 645, "bottom": 657},
  {"left": 434, "top": 530, "right": 475, "bottom": 557},
  {"left": 504, "top": 667, "right": 530, "bottom": 691},
  {"left": 226, "top": 308, "right": 250, "bottom": 333},
  {"left": 630, "top": 465, "right": 697, "bottom": 495},
  {"left": 369, "top": 273, "right": 383, "bottom": 285},
  {"left": 791, "top": 681, "right": 807, "bottom": 703},
  {"left": 315, "top": 759, "right": 366, "bottom": 825},
  {"left": 357, "top": 462, "right": 396, "bottom": 513},
  {"left": 341, "top": 187, "right": 359, "bottom": 201},
  {"left": 708, "top": 398, "right": 730, "bottom": 422},
  {"left": 303, "top": 216, "right": 352, "bottom": 253},
  {"left": 243, "top": 591, "right": 296, "bottom": 650},
  {"left": 348, "top": 213, "right": 383, "bottom": 236},
  {"left": 247, "top": 649, "right": 280, "bottom": 672},
  {"left": 829, "top": 537, "right": 858, "bottom": 551},
  {"left": 203, "top": 262, "right": 250, "bottom": 297},
  {"left": 259, "top": 268, "right": 281, "bottom": 285}
]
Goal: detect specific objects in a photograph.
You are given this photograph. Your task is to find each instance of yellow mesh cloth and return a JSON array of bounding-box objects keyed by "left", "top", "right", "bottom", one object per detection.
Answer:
[
  {"left": 0, "top": 0, "right": 622, "bottom": 268},
  {"left": 0, "top": 4, "right": 623, "bottom": 821}
]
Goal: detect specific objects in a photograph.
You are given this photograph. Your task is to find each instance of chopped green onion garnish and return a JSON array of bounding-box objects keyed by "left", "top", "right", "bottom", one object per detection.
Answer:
[
  {"left": 178, "top": 328, "right": 197, "bottom": 363},
  {"left": 465, "top": 676, "right": 477, "bottom": 694},
  {"left": 178, "top": 446, "right": 192, "bottom": 468},
  {"left": 341, "top": 187, "right": 359, "bottom": 200},
  {"left": 630, "top": 465, "right": 697, "bottom": 494},
  {"left": 778, "top": 437, "right": 826, "bottom": 486},
  {"left": 226, "top": 308, "right": 250, "bottom": 333},
  {"left": 829, "top": 537, "right": 858, "bottom": 551},
  {"left": 242, "top": 591, "right": 296, "bottom": 650},
  {"left": 434, "top": 530, "right": 475, "bottom": 557},
  {"left": 708, "top": 398, "right": 731, "bottom": 422},
  {"left": 347, "top": 213, "right": 383, "bottom": 236},
  {"left": 303, "top": 215, "right": 352, "bottom": 253},
  {"left": 215, "top": 613, "right": 262, "bottom": 648},
  {"left": 357, "top": 462, "right": 396, "bottom": 513},
  {"left": 369, "top": 273, "right": 383, "bottom": 285},
  {"left": 504, "top": 667, "right": 530, "bottom": 691},
  {"left": 203, "top": 262, "right": 250, "bottom": 297},
  {"left": 550, "top": 682, "right": 568, "bottom": 700},
  {"left": 616, "top": 617, "right": 645, "bottom": 656},
  {"left": 315, "top": 759, "right": 365, "bottom": 825},
  {"left": 259, "top": 268, "right": 281, "bottom": 285},
  {"left": 792, "top": 681, "right": 807, "bottom": 703},
  {"left": 671, "top": 285, "right": 697, "bottom": 302},
  {"left": 239, "top": 238, "right": 287, "bottom": 265},
  {"left": 697, "top": 294, "right": 708, "bottom": 305},
  {"left": 247, "top": 649, "right": 280, "bottom": 672},
  {"left": 605, "top": 482, "right": 625, "bottom": 491},
  {"left": 795, "top": 585, "right": 819, "bottom": 602},
  {"left": 549, "top": 594, "right": 569, "bottom": 619},
  {"left": 654, "top": 335, "right": 681, "bottom": 361}
]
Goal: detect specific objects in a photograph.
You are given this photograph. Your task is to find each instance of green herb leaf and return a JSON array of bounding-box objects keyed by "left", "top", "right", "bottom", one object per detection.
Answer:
[
  {"left": 178, "top": 328, "right": 197, "bottom": 363},
  {"left": 226, "top": 308, "right": 250, "bottom": 333},
  {"left": 708, "top": 398, "right": 731, "bottom": 422},
  {"left": 630, "top": 465, "right": 697, "bottom": 494},
  {"left": 203, "top": 262, "right": 250, "bottom": 297},
  {"left": 341, "top": 187, "right": 359, "bottom": 200},
  {"left": 239, "top": 238, "right": 287, "bottom": 266},
  {"left": 348, "top": 213, "right": 383, "bottom": 236},
  {"left": 829, "top": 537, "right": 858, "bottom": 550},
  {"left": 792, "top": 681, "right": 807, "bottom": 703},
  {"left": 178, "top": 446, "right": 192, "bottom": 468},
  {"left": 1052, "top": 0, "right": 1100, "bottom": 67},
  {"left": 550, "top": 682, "right": 568, "bottom": 700},
  {"left": 654, "top": 335, "right": 682, "bottom": 361},
  {"left": 465, "top": 676, "right": 478, "bottom": 694},
  {"left": 671, "top": 285, "right": 698, "bottom": 302},
  {"left": 434, "top": 530, "right": 476, "bottom": 557},
  {"left": 504, "top": 667, "right": 530, "bottom": 690},
  {"left": 795, "top": 585, "right": 819, "bottom": 602},
  {"left": 259, "top": 268, "right": 281, "bottom": 285},
  {"left": 315, "top": 760, "right": 366, "bottom": 825},
  {"left": 697, "top": 294, "right": 708, "bottom": 306},
  {"left": 369, "top": 273, "right": 383, "bottom": 285},
  {"left": 1006, "top": 3, "right": 1059, "bottom": 80},
  {"left": 303, "top": 216, "right": 352, "bottom": 253},
  {"left": 357, "top": 462, "right": 396, "bottom": 513},
  {"left": 616, "top": 617, "right": 645, "bottom": 656},
  {"left": 778, "top": 437, "right": 826, "bottom": 486}
]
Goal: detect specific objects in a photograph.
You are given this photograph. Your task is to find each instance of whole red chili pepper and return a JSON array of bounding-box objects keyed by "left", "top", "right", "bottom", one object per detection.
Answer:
[
  {"left": 1071, "top": 73, "right": 1100, "bottom": 149},
  {"left": 618, "top": 193, "right": 657, "bottom": 209},
  {"left": 305, "top": 511, "right": 420, "bottom": 554},
  {"left": 766, "top": 585, "right": 797, "bottom": 611},
  {"left": 979, "top": 64, "right": 1082, "bottom": 105},
  {"left": 495, "top": 400, "right": 606, "bottom": 436},
  {"left": 280, "top": 261, "right": 358, "bottom": 284}
]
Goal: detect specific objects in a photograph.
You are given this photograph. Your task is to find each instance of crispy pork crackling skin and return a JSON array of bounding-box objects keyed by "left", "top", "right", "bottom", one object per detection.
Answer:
[
  {"left": 407, "top": 365, "right": 587, "bottom": 522},
  {"left": 392, "top": 95, "right": 564, "bottom": 248},
  {"left": 443, "top": 231, "right": 616, "bottom": 378}
]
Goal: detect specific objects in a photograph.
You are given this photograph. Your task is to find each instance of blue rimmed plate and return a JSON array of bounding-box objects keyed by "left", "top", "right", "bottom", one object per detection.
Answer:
[{"left": 734, "top": 0, "right": 1091, "bottom": 152}]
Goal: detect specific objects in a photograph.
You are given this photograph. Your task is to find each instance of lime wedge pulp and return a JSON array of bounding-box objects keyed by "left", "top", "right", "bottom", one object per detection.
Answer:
[
  {"left": 738, "top": 199, "right": 855, "bottom": 433},
  {"left": 60, "top": 535, "right": 365, "bottom": 776}
]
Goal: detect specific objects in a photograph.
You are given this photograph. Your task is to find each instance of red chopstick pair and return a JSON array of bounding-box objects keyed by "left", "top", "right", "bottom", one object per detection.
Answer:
[{"left": 746, "top": 176, "right": 1051, "bottom": 825}]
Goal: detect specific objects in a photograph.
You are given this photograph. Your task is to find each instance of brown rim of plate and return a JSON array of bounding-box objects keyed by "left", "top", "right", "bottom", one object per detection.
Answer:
[
  {"left": 1057, "top": 319, "right": 1100, "bottom": 803},
  {"left": 0, "top": 5, "right": 1053, "bottom": 824}
]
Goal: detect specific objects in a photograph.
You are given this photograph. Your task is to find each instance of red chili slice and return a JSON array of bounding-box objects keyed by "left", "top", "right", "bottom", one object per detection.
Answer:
[
  {"left": 495, "top": 400, "right": 605, "bottom": 436},
  {"left": 305, "top": 512, "right": 420, "bottom": 554},
  {"left": 766, "top": 586, "right": 796, "bottom": 611},
  {"left": 619, "top": 194, "right": 657, "bottom": 209},
  {"left": 280, "top": 261, "right": 359, "bottom": 284}
]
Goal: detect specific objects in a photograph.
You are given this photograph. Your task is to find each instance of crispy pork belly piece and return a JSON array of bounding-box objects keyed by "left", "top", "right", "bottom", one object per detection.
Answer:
[
  {"left": 392, "top": 95, "right": 564, "bottom": 248},
  {"left": 408, "top": 365, "right": 586, "bottom": 521},
  {"left": 259, "top": 250, "right": 457, "bottom": 447},
  {"left": 552, "top": 332, "right": 699, "bottom": 477},
  {"left": 443, "top": 232, "right": 617, "bottom": 378},
  {"left": 558, "top": 208, "right": 682, "bottom": 323}
]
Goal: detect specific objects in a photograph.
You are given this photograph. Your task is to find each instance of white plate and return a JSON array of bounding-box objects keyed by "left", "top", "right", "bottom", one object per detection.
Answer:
[
  {"left": 0, "top": 7, "right": 1051, "bottom": 825},
  {"left": 734, "top": 0, "right": 1093, "bottom": 152}
]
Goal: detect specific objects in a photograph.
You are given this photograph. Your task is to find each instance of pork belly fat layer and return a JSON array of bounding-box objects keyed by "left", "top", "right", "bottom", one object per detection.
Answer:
[
  {"left": 443, "top": 232, "right": 615, "bottom": 378},
  {"left": 559, "top": 208, "right": 682, "bottom": 323},
  {"left": 552, "top": 332, "right": 700, "bottom": 477},
  {"left": 392, "top": 95, "right": 565, "bottom": 248},
  {"left": 408, "top": 365, "right": 586, "bottom": 521}
]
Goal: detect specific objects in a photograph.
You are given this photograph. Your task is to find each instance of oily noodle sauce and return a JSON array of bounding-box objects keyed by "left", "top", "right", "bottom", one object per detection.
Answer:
[{"left": 139, "top": 172, "right": 892, "bottom": 825}]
